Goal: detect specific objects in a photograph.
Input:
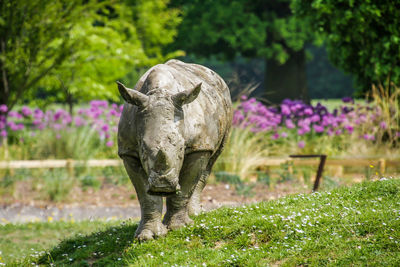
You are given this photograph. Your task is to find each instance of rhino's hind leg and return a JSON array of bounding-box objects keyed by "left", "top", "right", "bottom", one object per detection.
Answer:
[
  {"left": 164, "top": 152, "right": 211, "bottom": 230},
  {"left": 122, "top": 156, "right": 167, "bottom": 240},
  {"left": 187, "top": 171, "right": 209, "bottom": 216}
]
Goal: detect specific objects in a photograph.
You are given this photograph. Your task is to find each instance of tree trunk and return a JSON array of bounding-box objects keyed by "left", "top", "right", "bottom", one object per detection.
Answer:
[{"left": 264, "top": 49, "right": 309, "bottom": 104}]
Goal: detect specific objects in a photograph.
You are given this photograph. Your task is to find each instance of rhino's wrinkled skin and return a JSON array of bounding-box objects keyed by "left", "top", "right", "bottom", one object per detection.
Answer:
[{"left": 117, "top": 60, "right": 232, "bottom": 240}]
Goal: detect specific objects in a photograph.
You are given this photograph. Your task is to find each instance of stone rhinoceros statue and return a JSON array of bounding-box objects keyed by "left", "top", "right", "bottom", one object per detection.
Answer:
[{"left": 117, "top": 59, "right": 232, "bottom": 240}]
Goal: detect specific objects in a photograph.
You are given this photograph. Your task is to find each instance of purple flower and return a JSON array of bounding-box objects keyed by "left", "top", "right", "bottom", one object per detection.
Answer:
[
  {"left": 344, "top": 125, "right": 354, "bottom": 134},
  {"left": 285, "top": 119, "right": 295, "bottom": 129},
  {"left": 21, "top": 106, "right": 32, "bottom": 116},
  {"left": 54, "top": 110, "right": 64, "bottom": 121},
  {"left": 281, "top": 132, "right": 288, "bottom": 138},
  {"left": 0, "top": 105, "right": 8, "bottom": 113},
  {"left": 271, "top": 133, "right": 280, "bottom": 140},
  {"left": 90, "top": 100, "right": 108, "bottom": 109},
  {"left": 101, "top": 124, "right": 109, "bottom": 132},
  {"left": 297, "top": 126, "right": 310, "bottom": 135},
  {"left": 298, "top": 140, "right": 305, "bottom": 149},
  {"left": 0, "top": 130, "right": 7, "bottom": 137},
  {"left": 304, "top": 108, "right": 313, "bottom": 116},
  {"left": 281, "top": 104, "right": 291, "bottom": 116},
  {"left": 379, "top": 121, "right": 387, "bottom": 129},
  {"left": 7, "top": 121, "right": 18, "bottom": 131},
  {"left": 310, "top": 114, "right": 320, "bottom": 123},
  {"left": 106, "top": 140, "right": 114, "bottom": 147},
  {"left": 74, "top": 116, "right": 86, "bottom": 127},
  {"left": 109, "top": 109, "right": 119, "bottom": 116},
  {"left": 233, "top": 111, "right": 245, "bottom": 125},
  {"left": 9, "top": 111, "right": 22, "bottom": 119},
  {"left": 342, "top": 97, "right": 354, "bottom": 103},
  {"left": 313, "top": 124, "right": 324, "bottom": 133},
  {"left": 34, "top": 108, "right": 44, "bottom": 119}
]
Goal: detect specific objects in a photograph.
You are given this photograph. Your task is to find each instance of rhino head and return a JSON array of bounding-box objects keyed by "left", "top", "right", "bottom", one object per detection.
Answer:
[{"left": 117, "top": 80, "right": 202, "bottom": 196}]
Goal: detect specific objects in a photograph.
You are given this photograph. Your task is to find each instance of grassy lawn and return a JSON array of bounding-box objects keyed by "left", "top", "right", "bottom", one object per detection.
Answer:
[
  {"left": 311, "top": 98, "right": 365, "bottom": 111},
  {"left": 3, "top": 178, "right": 400, "bottom": 266},
  {"left": 0, "top": 220, "right": 122, "bottom": 265}
]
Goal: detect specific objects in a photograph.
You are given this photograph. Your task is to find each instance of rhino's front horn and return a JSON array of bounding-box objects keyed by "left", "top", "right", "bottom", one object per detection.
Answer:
[
  {"left": 172, "top": 83, "right": 202, "bottom": 107},
  {"left": 117, "top": 81, "right": 149, "bottom": 108}
]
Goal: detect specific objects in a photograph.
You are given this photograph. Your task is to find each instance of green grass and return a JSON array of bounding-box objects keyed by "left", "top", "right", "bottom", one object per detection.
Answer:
[
  {"left": 311, "top": 98, "right": 365, "bottom": 112},
  {"left": 5, "top": 178, "right": 400, "bottom": 266},
  {"left": 0, "top": 220, "right": 122, "bottom": 265}
]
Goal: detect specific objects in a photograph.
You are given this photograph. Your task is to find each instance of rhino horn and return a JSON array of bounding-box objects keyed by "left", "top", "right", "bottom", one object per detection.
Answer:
[
  {"left": 172, "top": 82, "right": 202, "bottom": 107},
  {"left": 116, "top": 81, "right": 149, "bottom": 108}
]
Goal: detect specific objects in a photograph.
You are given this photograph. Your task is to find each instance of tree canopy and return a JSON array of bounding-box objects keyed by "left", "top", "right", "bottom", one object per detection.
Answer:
[
  {"left": 170, "top": 0, "right": 316, "bottom": 103},
  {"left": 0, "top": 0, "right": 183, "bottom": 111},
  {"left": 292, "top": 0, "right": 400, "bottom": 93},
  {"left": 171, "top": 0, "right": 313, "bottom": 63}
]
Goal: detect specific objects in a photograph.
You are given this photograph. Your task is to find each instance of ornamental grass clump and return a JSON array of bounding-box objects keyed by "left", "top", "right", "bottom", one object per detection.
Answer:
[{"left": 367, "top": 83, "right": 400, "bottom": 147}]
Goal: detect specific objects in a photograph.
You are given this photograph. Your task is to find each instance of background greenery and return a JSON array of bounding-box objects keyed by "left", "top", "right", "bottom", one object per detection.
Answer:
[{"left": 3, "top": 0, "right": 398, "bottom": 110}]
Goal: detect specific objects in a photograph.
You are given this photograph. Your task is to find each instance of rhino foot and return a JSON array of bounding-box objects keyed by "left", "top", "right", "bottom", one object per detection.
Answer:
[
  {"left": 188, "top": 198, "right": 202, "bottom": 216},
  {"left": 135, "top": 220, "right": 168, "bottom": 241},
  {"left": 164, "top": 212, "right": 194, "bottom": 230}
]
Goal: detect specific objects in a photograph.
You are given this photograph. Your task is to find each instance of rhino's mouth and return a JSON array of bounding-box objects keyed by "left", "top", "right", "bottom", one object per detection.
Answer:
[
  {"left": 147, "top": 190, "right": 178, "bottom": 196},
  {"left": 147, "top": 169, "right": 180, "bottom": 196}
]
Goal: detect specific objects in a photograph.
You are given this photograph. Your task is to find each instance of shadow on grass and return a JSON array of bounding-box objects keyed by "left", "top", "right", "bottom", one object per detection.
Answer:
[{"left": 37, "top": 222, "right": 138, "bottom": 266}]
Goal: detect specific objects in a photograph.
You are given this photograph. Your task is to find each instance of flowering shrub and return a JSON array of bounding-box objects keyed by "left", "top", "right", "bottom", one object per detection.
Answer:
[
  {"left": 233, "top": 96, "right": 400, "bottom": 151},
  {"left": 0, "top": 101, "right": 121, "bottom": 148},
  {"left": 0, "top": 95, "right": 398, "bottom": 159}
]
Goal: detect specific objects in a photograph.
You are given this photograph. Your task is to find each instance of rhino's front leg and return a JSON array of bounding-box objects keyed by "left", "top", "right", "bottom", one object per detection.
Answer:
[
  {"left": 163, "top": 152, "right": 211, "bottom": 230},
  {"left": 122, "top": 156, "right": 167, "bottom": 240}
]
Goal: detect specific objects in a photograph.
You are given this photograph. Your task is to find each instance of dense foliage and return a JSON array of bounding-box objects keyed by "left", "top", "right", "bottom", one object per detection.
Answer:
[
  {"left": 0, "top": 0, "right": 96, "bottom": 110},
  {"left": 292, "top": 0, "right": 400, "bottom": 93},
  {"left": 170, "top": 0, "right": 316, "bottom": 102},
  {"left": 0, "top": 0, "right": 182, "bottom": 111},
  {"left": 171, "top": 0, "right": 312, "bottom": 63}
]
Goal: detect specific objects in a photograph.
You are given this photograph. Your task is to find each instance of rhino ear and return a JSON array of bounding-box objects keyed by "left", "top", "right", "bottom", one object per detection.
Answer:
[
  {"left": 172, "top": 83, "right": 202, "bottom": 107},
  {"left": 117, "top": 81, "right": 149, "bottom": 108}
]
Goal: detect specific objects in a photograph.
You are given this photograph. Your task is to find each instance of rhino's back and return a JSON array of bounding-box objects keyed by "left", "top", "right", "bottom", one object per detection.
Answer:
[{"left": 118, "top": 60, "right": 232, "bottom": 158}]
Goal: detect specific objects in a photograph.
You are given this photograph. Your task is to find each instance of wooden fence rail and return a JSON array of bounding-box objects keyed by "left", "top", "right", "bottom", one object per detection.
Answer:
[
  {"left": 1, "top": 157, "right": 398, "bottom": 191},
  {"left": 0, "top": 157, "right": 398, "bottom": 172}
]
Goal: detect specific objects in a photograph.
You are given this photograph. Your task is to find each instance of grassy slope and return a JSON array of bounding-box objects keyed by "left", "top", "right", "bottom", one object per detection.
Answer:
[
  {"left": 7, "top": 178, "right": 400, "bottom": 266},
  {"left": 0, "top": 220, "right": 122, "bottom": 265}
]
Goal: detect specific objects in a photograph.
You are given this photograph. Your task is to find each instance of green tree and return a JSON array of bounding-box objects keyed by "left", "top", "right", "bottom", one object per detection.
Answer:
[
  {"left": 0, "top": 0, "right": 102, "bottom": 111},
  {"left": 170, "top": 0, "right": 316, "bottom": 103},
  {"left": 0, "top": 0, "right": 183, "bottom": 113},
  {"left": 36, "top": 0, "right": 183, "bottom": 114},
  {"left": 292, "top": 0, "right": 400, "bottom": 93}
]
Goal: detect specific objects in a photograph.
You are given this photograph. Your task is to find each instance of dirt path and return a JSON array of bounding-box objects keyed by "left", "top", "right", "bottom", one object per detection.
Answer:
[{"left": 0, "top": 182, "right": 308, "bottom": 224}]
